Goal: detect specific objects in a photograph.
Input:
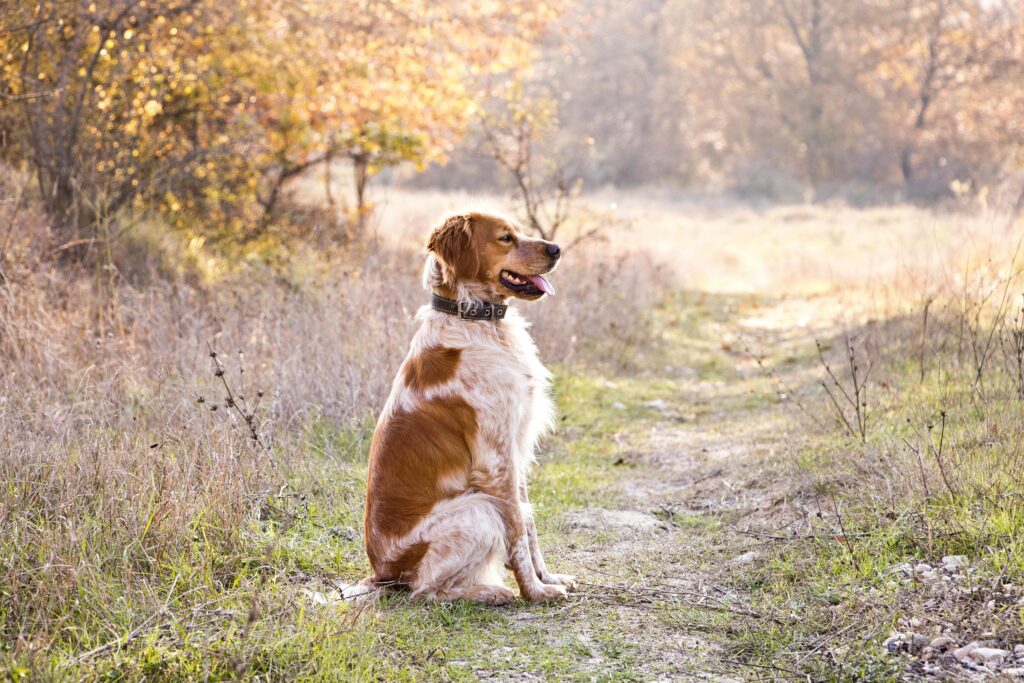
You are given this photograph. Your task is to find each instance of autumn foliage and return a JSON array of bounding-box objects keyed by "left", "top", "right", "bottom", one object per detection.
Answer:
[{"left": 0, "top": 0, "right": 560, "bottom": 247}]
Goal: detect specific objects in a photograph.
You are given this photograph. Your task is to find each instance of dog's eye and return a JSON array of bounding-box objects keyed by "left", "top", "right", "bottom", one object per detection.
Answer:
[{"left": 498, "top": 234, "right": 514, "bottom": 244}]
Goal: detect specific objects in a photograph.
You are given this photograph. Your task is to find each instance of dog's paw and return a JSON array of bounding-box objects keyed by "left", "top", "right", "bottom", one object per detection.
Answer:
[
  {"left": 524, "top": 583, "right": 568, "bottom": 602},
  {"left": 543, "top": 573, "right": 577, "bottom": 591}
]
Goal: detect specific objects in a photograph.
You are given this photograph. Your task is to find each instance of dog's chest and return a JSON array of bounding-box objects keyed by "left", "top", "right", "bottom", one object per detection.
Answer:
[{"left": 458, "top": 325, "right": 552, "bottom": 450}]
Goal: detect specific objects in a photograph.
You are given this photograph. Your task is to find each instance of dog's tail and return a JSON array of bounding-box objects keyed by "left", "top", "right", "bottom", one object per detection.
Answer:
[{"left": 341, "top": 575, "right": 405, "bottom": 601}]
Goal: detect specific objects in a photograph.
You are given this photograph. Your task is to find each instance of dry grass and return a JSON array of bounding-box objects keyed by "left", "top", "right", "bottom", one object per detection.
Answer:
[
  {"left": 0, "top": 182, "right": 672, "bottom": 673},
  {"left": 4, "top": 173, "right": 1024, "bottom": 678}
]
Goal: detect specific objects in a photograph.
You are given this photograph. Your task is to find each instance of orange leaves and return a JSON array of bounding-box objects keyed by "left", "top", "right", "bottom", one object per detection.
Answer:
[{"left": 0, "top": 0, "right": 562, "bottom": 238}]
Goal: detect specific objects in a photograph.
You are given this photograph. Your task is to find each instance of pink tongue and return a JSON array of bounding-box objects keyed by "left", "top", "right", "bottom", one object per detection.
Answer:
[{"left": 528, "top": 274, "right": 555, "bottom": 295}]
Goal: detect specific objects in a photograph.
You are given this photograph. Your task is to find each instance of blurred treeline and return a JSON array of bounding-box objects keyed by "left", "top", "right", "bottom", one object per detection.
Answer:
[
  {"left": 426, "top": 0, "right": 1024, "bottom": 203},
  {"left": 4, "top": 0, "right": 1024, "bottom": 259},
  {"left": 0, "top": 0, "right": 557, "bottom": 251}
]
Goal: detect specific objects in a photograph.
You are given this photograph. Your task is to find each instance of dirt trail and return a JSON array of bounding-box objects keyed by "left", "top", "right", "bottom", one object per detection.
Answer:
[{"left": 542, "top": 293, "right": 829, "bottom": 681}]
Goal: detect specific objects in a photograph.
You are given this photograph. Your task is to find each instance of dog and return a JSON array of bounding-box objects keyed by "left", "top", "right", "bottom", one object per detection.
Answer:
[{"left": 359, "top": 211, "right": 575, "bottom": 604}]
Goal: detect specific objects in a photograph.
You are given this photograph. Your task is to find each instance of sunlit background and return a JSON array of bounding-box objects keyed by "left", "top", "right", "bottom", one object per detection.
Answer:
[{"left": 2, "top": 1, "right": 1024, "bottom": 680}]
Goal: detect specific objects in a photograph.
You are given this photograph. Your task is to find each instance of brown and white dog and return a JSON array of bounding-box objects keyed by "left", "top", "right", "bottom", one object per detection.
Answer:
[{"left": 360, "top": 211, "right": 574, "bottom": 604}]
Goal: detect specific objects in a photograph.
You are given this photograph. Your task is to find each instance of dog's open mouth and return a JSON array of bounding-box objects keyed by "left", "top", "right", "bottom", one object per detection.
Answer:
[{"left": 500, "top": 269, "right": 555, "bottom": 297}]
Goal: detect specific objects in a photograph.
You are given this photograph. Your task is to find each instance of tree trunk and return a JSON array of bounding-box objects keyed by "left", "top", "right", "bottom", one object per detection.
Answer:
[
  {"left": 900, "top": 147, "right": 914, "bottom": 185},
  {"left": 353, "top": 154, "right": 369, "bottom": 236}
]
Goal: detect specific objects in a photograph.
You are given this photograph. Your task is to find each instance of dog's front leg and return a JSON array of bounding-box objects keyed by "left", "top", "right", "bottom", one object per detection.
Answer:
[
  {"left": 522, "top": 499, "right": 576, "bottom": 589},
  {"left": 517, "top": 480, "right": 575, "bottom": 589},
  {"left": 483, "top": 471, "right": 567, "bottom": 602},
  {"left": 506, "top": 519, "right": 567, "bottom": 602}
]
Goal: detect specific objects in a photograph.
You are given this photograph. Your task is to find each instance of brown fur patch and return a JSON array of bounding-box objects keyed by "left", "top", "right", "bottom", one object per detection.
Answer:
[
  {"left": 402, "top": 346, "right": 461, "bottom": 391},
  {"left": 427, "top": 215, "right": 479, "bottom": 284},
  {"left": 380, "top": 541, "right": 430, "bottom": 585},
  {"left": 364, "top": 396, "right": 477, "bottom": 581}
]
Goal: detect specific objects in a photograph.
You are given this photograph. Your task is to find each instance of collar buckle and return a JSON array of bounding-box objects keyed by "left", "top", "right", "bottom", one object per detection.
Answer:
[{"left": 458, "top": 300, "right": 507, "bottom": 320}]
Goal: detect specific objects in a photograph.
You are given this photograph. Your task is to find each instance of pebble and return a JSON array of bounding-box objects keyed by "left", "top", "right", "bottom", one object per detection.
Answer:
[
  {"left": 968, "top": 647, "right": 1009, "bottom": 667},
  {"left": 612, "top": 401, "right": 626, "bottom": 410},
  {"left": 1015, "top": 644, "right": 1024, "bottom": 656},
  {"left": 644, "top": 399, "right": 668, "bottom": 410},
  {"left": 914, "top": 563, "right": 933, "bottom": 573},
  {"left": 942, "top": 555, "right": 968, "bottom": 570},
  {"left": 910, "top": 633, "right": 929, "bottom": 653},
  {"left": 1003, "top": 668, "right": 1024, "bottom": 678},
  {"left": 729, "top": 550, "right": 760, "bottom": 565},
  {"left": 953, "top": 642, "right": 980, "bottom": 662},
  {"left": 930, "top": 636, "right": 956, "bottom": 651}
]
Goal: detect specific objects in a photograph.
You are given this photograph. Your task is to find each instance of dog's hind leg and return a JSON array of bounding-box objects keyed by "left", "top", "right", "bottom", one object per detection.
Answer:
[{"left": 401, "top": 493, "right": 515, "bottom": 605}]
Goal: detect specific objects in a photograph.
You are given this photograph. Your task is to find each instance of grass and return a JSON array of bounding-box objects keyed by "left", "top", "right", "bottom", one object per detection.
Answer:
[
  {"left": 5, "top": 186, "right": 1024, "bottom": 680},
  {"left": 721, "top": 306, "right": 1024, "bottom": 677},
  {"left": 1, "top": 364, "right": 676, "bottom": 681}
]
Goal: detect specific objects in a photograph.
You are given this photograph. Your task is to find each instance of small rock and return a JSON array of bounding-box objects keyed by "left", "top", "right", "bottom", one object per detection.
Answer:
[
  {"left": 883, "top": 634, "right": 906, "bottom": 654},
  {"left": 892, "top": 562, "right": 914, "bottom": 576},
  {"left": 969, "top": 647, "right": 1009, "bottom": 667},
  {"left": 942, "top": 555, "right": 968, "bottom": 570},
  {"left": 568, "top": 508, "right": 665, "bottom": 531},
  {"left": 1015, "top": 643, "right": 1024, "bottom": 656},
  {"left": 729, "top": 550, "right": 760, "bottom": 565},
  {"left": 1002, "top": 668, "right": 1024, "bottom": 679},
  {"left": 644, "top": 399, "right": 669, "bottom": 411},
  {"left": 930, "top": 636, "right": 956, "bottom": 651},
  {"left": 909, "top": 618, "right": 923, "bottom": 628},
  {"left": 611, "top": 401, "right": 626, "bottom": 410},
  {"left": 915, "top": 563, "right": 933, "bottom": 573},
  {"left": 910, "top": 633, "right": 929, "bottom": 652},
  {"left": 953, "top": 642, "right": 980, "bottom": 662}
]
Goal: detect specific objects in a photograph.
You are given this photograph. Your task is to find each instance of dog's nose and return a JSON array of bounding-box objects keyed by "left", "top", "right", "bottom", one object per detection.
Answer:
[{"left": 546, "top": 243, "right": 561, "bottom": 259}]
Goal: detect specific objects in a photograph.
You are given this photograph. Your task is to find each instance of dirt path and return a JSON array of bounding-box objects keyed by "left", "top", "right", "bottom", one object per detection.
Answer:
[{"left": 529, "top": 293, "right": 824, "bottom": 681}]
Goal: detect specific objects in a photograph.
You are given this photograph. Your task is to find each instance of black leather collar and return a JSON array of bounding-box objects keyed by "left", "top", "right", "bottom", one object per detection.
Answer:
[{"left": 431, "top": 293, "right": 507, "bottom": 321}]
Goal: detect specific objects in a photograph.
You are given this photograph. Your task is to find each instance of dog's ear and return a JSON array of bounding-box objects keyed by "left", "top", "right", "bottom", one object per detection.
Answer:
[{"left": 427, "top": 214, "right": 479, "bottom": 284}]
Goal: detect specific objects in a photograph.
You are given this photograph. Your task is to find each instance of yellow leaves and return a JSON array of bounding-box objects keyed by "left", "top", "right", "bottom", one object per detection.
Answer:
[{"left": 0, "top": 0, "right": 560, "bottom": 239}]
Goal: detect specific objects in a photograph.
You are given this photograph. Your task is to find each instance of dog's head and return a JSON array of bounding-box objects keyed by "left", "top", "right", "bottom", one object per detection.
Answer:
[{"left": 425, "top": 212, "right": 560, "bottom": 302}]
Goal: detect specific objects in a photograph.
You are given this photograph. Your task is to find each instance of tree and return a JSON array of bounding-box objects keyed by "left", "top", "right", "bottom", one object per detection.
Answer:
[
  {"left": 0, "top": 0, "right": 565, "bottom": 253},
  {"left": 0, "top": 0, "right": 215, "bottom": 249}
]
